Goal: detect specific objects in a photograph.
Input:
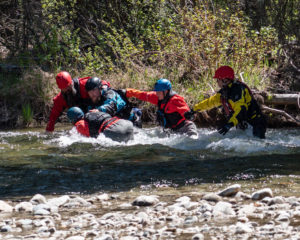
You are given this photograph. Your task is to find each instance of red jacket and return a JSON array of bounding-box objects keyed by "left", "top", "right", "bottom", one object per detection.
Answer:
[
  {"left": 46, "top": 77, "right": 90, "bottom": 132},
  {"left": 126, "top": 88, "right": 190, "bottom": 129}
]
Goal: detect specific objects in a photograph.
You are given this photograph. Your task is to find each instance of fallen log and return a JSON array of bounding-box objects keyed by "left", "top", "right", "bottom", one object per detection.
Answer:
[
  {"left": 263, "top": 93, "right": 300, "bottom": 106},
  {"left": 261, "top": 105, "right": 300, "bottom": 125}
]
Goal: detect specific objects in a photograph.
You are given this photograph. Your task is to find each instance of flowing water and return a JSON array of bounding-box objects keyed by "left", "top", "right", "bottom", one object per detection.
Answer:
[{"left": 0, "top": 126, "right": 299, "bottom": 198}]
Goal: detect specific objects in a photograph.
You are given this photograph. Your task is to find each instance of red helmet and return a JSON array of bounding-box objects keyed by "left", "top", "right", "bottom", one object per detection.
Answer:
[
  {"left": 213, "top": 66, "right": 235, "bottom": 80},
  {"left": 56, "top": 71, "right": 72, "bottom": 90}
]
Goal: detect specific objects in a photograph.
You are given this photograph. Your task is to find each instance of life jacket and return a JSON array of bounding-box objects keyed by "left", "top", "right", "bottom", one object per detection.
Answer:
[
  {"left": 62, "top": 78, "right": 81, "bottom": 107},
  {"left": 156, "top": 91, "right": 189, "bottom": 130},
  {"left": 84, "top": 111, "right": 119, "bottom": 138},
  {"left": 219, "top": 80, "right": 261, "bottom": 120}
]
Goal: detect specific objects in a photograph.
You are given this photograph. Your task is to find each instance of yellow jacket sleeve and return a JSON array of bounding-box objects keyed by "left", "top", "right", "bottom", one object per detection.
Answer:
[
  {"left": 227, "top": 88, "right": 251, "bottom": 126},
  {"left": 193, "top": 93, "right": 222, "bottom": 112}
]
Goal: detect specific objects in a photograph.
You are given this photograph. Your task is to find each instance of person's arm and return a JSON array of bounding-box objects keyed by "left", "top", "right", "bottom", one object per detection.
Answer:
[
  {"left": 193, "top": 93, "right": 222, "bottom": 112},
  {"left": 169, "top": 96, "right": 190, "bottom": 116},
  {"left": 97, "top": 89, "right": 125, "bottom": 116},
  {"left": 227, "top": 88, "right": 251, "bottom": 126},
  {"left": 126, "top": 88, "right": 158, "bottom": 105},
  {"left": 46, "top": 93, "right": 67, "bottom": 132}
]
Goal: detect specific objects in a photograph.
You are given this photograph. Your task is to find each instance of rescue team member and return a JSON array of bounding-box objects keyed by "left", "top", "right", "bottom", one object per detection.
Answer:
[
  {"left": 125, "top": 79, "right": 198, "bottom": 137},
  {"left": 46, "top": 71, "right": 110, "bottom": 132},
  {"left": 192, "top": 66, "right": 266, "bottom": 139},
  {"left": 67, "top": 107, "right": 134, "bottom": 142},
  {"left": 85, "top": 77, "right": 142, "bottom": 128}
]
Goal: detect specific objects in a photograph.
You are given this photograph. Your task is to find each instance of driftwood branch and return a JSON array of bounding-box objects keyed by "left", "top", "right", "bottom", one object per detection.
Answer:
[
  {"left": 261, "top": 105, "right": 300, "bottom": 125},
  {"left": 263, "top": 93, "right": 300, "bottom": 107}
]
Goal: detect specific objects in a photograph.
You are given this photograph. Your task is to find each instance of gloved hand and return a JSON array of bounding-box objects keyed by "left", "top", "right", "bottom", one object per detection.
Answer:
[
  {"left": 119, "top": 89, "right": 127, "bottom": 97},
  {"left": 217, "top": 122, "right": 234, "bottom": 135},
  {"left": 184, "top": 109, "right": 196, "bottom": 120},
  {"left": 132, "top": 107, "right": 142, "bottom": 116}
]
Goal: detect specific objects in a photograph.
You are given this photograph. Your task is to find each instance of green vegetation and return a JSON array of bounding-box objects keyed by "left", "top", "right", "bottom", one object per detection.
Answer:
[{"left": 0, "top": 0, "right": 299, "bottom": 127}]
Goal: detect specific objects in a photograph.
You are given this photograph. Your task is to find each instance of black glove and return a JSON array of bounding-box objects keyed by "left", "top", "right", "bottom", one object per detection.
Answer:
[
  {"left": 184, "top": 109, "right": 196, "bottom": 120},
  {"left": 119, "top": 89, "right": 127, "bottom": 97},
  {"left": 217, "top": 122, "right": 234, "bottom": 135}
]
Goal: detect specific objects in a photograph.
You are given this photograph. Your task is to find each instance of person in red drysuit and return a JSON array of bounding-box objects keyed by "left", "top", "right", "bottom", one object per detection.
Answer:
[{"left": 46, "top": 71, "right": 110, "bottom": 132}]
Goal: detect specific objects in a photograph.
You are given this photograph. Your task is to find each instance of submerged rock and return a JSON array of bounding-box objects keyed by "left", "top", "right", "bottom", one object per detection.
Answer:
[
  {"left": 218, "top": 184, "right": 241, "bottom": 197},
  {"left": 132, "top": 195, "right": 159, "bottom": 206},
  {"left": 48, "top": 195, "right": 70, "bottom": 207},
  {"left": 251, "top": 188, "right": 273, "bottom": 200}
]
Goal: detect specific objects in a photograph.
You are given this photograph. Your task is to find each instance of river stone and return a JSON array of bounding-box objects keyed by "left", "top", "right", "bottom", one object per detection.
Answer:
[
  {"left": 251, "top": 188, "right": 273, "bottom": 200},
  {"left": 235, "top": 222, "right": 253, "bottom": 234},
  {"left": 267, "top": 196, "right": 285, "bottom": 206},
  {"left": 176, "top": 196, "right": 191, "bottom": 203},
  {"left": 275, "top": 212, "right": 290, "bottom": 222},
  {"left": 132, "top": 195, "right": 159, "bottom": 206},
  {"left": 184, "top": 216, "right": 198, "bottom": 225},
  {"left": 192, "top": 233, "right": 204, "bottom": 240},
  {"left": 0, "top": 200, "right": 13, "bottom": 213},
  {"left": 16, "top": 219, "right": 33, "bottom": 227},
  {"left": 30, "top": 194, "right": 47, "bottom": 205},
  {"left": 238, "top": 204, "right": 256, "bottom": 217},
  {"left": 120, "top": 236, "right": 139, "bottom": 240},
  {"left": 0, "top": 225, "right": 12, "bottom": 232},
  {"left": 14, "top": 201, "right": 33, "bottom": 212},
  {"left": 48, "top": 195, "right": 70, "bottom": 207},
  {"left": 213, "top": 201, "right": 235, "bottom": 217},
  {"left": 96, "top": 193, "right": 110, "bottom": 201},
  {"left": 218, "top": 184, "right": 241, "bottom": 197},
  {"left": 235, "top": 191, "right": 251, "bottom": 200},
  {"left": 202, "top": 193, "right": 221, "bottom": 202},
  {"left": 33, "top": 204, "right": 51, "bottom": 215}
]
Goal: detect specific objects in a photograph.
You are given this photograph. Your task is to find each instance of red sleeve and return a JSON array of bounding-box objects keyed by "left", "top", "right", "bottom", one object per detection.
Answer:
[
  {"left": 78, "top": 77, "right": 90, "bottom": 99},
  {"left": 46, "top": 93, "right": 68, "bottom": 132},
  {"left": 126, "top": 88, "right": 158, "bottom": 105},
  {"left": 75, "top": 120, "right": 90, "bottom": 137},
  {"left": 166, "top": 95, "right": 190, "bottom": 116}
]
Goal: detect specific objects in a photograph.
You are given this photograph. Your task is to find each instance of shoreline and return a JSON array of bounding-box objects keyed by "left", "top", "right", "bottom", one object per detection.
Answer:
[{"left": 1, "top": 184, "right": 300, "bottom": 239}]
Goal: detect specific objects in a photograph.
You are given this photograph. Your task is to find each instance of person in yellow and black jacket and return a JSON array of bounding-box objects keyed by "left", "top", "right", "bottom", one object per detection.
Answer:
[{"left": 191, "top": 66, "right": 266, "bottom": 138}]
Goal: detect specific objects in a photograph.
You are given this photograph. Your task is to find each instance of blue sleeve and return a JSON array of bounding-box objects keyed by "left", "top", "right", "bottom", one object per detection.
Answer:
[{"left": 96, "top": 89, "right": 126, "bottom": 116}]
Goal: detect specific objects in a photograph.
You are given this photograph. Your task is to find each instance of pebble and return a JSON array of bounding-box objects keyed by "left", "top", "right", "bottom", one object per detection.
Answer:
[
  {"left": 213, "top": 201, "right": 235, "bottom": 217},
  {"left": 95, "top": 235, "right": 113, "bottom": 240},
  {"left": 66, "top": 236, "right": 85, "bottom": 240},
  {"left": 192, "top": 233, "right": 204, "bottom": 240},
  {"left": 33, "top": 204, "right": 51, "bottom": 215},
  {"left": 0, "top": 225, "right": 12, "bottom": 232},
  {"left": 218, "top": 184, "right": 241, "bottom": 197},
  {"left": 30, "top": 194, "right": 47, "bottom": 205},
  {"left": 14, "top": 201, "right": 33, "bottom": 212},
  {"left": 267, "top": 196, "right": 285, "bottom": 205},
  {"left": 202, "top": 193, "right": 221, "bottom": 202},
  {"left": 251, "top": 188, "right": 273, "bottom": 200},
  {"left": 48, "top": 195, "right": 70, "bottom": 207},
  {"left": 0, "top": 200, "right": 13, "bottom": 213},
  {"left": 235, "top": 222, "right": 253, "bottom": 234},
  {"left": 132, "top": 195, "right": 159, "bottom": 206}
]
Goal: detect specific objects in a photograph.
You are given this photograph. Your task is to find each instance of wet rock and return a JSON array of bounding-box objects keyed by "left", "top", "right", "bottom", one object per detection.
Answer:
[
  {"left": 0, "top": 225, "right": 12, "bottom": 232},
  {"left": 16, "top": 219, "right": 33, "bottom": 228},
  {"left": 202, "top": 193, "right": 221, "bottom": 202},
  {"left": 48, "top": 195, "right": 70, "bottom": 207},
  {"left": 64, "top": 196, "right": 91, "bottom": 208},
  {"left": 251, "top": 188, "right": 273, "bottom": 200},
  {"left": 119, "top": 203, "right": 133, "bottom": 210},
  {"left": 192, "top": 233, "right": 204, "bottom": 240},
  {"left": 237, "top": 216, "right": 249, "bottom": 223},
  {"left": 238, "top": 204, "right": 256, "bottom": 217},
  {"left": 235, "top": 222, "right": 253, "bottom": 234},
  {"left": 197, "top": 202, "right": 213, "bottom": 213},
  {"left": 120, "top": 236, "right": 139, "bottom": 240},
  {"left": 30, "top": 194, "right": 47, "bottom": 205},
  {"left": 218, "top": 184, "right": 241, "bottom": 197},
  {"left": 132, "top": 195, "right": 159, "bottom": 206},
  {"left": 176, "top": 196, "right": 191, "bottom": 202},
  {"left": 0, "top": 200, "right": 13, "bottom": 213},
  {"left": 213, "top": 201, "right": 235, "bottom": 217},
  {"left": 14, "top": 201, "right": 33, "bottom": 212}
]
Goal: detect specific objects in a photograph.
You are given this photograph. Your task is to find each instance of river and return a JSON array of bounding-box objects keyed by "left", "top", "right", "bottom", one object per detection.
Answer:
[{"left": 0, "top": 126, "right": 299, "bottom": 198}]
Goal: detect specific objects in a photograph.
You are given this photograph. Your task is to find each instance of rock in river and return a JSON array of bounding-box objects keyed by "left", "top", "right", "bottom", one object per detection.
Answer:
[
  {"left": 251, "top": 188, "right": 273, "bottom": 200},
  {"left": 218, "top": 184, "right": 241, "bottom": 197},
  {"left": 132, "top": 195, "right": 159, "bottom": 206},
  {"left": 0, "top": 200, "right": 13, "bottom": 213}
]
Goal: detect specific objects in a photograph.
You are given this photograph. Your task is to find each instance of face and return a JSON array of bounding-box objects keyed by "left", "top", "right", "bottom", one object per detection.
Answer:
[
  {"left": 217, "top": 78, "right": 231, "bottom": 88},
  {"left": 88, "top": 88, "right": 101, "bottom": 103},
  {"left": 61, "top": 84, "right": 73, "bottom": 93},
  {"left": 156, "top": 90, "right": 169, "bottom": 101}
]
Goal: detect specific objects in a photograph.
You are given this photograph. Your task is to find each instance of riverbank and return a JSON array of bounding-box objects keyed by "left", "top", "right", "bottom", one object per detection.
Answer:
[{"left": 0, "top": 184, "right": 300, "bottom": 240}]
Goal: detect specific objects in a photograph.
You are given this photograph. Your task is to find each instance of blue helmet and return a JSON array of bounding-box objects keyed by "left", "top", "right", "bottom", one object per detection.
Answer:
[
  {"left": 67, "top": 107, "right": 84, "bottom": 123},
  {"left": 153, "top": 78, "right": 172, "bottom": 92}
]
